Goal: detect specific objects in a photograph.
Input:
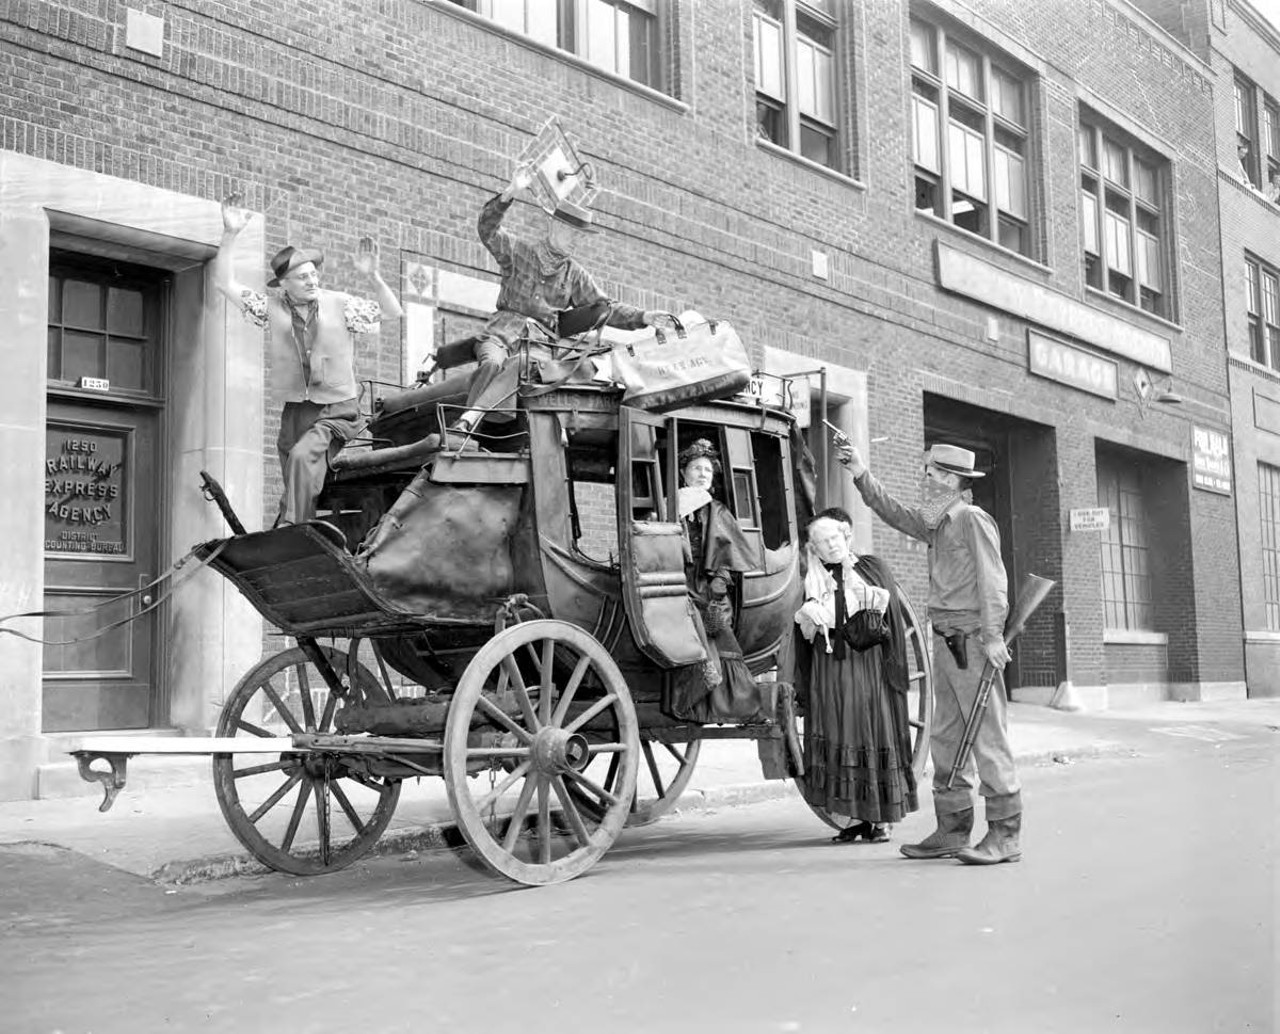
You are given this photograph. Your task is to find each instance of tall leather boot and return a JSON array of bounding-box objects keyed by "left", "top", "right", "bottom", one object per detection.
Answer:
[
  {"left": 900, "top": 806, "right": 973, "bottom": 859},
  {"left": 957, "top": 814, "right": 1022, "bottom": 865}
]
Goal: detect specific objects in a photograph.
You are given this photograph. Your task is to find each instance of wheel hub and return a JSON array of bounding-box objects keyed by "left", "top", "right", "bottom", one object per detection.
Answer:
[{"left": 530, "top": 728, "right": 590, "bottom": 775}]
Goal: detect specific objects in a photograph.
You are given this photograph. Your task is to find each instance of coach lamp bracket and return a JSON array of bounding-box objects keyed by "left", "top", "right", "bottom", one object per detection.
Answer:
[{"left": 74, "top": 752, "right": 130, "bottom": 813}]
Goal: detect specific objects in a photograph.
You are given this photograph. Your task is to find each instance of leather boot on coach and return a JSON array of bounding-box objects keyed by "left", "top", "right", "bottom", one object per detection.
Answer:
[
  {"left": 956, "top": 814, "right": 1022, "bottom": 865},
  {"left": 900, "top": 806, "right": 973, "bottom": 859}
]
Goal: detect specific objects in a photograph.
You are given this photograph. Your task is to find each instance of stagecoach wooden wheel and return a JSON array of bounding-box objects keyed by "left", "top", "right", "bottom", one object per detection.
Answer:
[
  {"left": 443, "top": 620, "right": 639, "bottom": 886},
  {"left": 213, "top": 645, "right": 401, "bottom": 876},
  {"left": 794, "top": 582, "right": 935, "bottom": 832}
]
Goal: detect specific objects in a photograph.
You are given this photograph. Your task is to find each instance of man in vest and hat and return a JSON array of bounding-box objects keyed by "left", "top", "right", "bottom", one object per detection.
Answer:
[
  {"left": 422, "top": 164, "right": 674, "bottom": 452},
  {"left": 835, "top": 440, "right": 1023, "bottom": 866},
  {"left": 214, "top": 193, "right": 403, "bottom": 526}
]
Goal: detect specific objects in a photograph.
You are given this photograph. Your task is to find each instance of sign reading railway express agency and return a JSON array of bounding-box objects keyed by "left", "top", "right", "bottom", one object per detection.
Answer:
[
  {"left": 1191, "top": 425, "right": 1232, "bottom": 496},
  {"left": 44, "top": 426, "right": 127, "bottom": 555},
  {"left": 1027, "top": 331, "right": 1118, "bottom": 399}
]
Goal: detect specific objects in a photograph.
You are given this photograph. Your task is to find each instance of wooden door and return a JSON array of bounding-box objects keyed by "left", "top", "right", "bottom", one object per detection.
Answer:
[{"left": 43, "top": 253, "right": 166, "bottom": 731}]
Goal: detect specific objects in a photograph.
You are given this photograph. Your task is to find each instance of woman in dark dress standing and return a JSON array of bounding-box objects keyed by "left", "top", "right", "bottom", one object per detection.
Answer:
[{"left": 795, "top": 512, "right": 919, "bottom": 842}]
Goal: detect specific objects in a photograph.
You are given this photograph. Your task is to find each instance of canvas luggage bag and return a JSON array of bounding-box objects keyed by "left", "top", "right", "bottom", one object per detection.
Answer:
[{"left": 611, "top": 314, "right": 750, "bottom": 412}]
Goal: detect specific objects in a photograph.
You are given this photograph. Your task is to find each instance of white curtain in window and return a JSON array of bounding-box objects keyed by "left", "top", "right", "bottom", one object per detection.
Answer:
[
  {"left": 1136, "top": 228, "right": 1161, "bottom": 290},
  {"left": 948, "top": 121, "right": 986, "bottom": 200},
  {"left": 1082, "top": 190, "right": 1099, "bottom": 255},
  {"left": 1247, "top": 262, "right": 1259, "bottom": 314},
  {"left": 994, "top": 144, "right": 1026, "bottom": 218},
  {"left": 945, "top": 43, "right": 980, "bottom": 99},
  {"left": 912, "top": 94, "right": 939, "bottom": 173},
  {"left": 1264, "top": 271, "right": 1280, "bottom": 325},
  {"left": 1105, "top": 210, "right": 1131, "bottom": 275},
  {"left": 1103, "top": 139, "right": 1128, "bottom": 186},
  {"left": 754, "top": 13, "right": 785, "bottom": 100},
  {"left": 586, "top": 0, "right": 628, "bottom": 74},
  {"left": 992, "top": 69, "right": 1022, "bottom": 125},
  {"left": 796, "top": 35, "right": 833, "bottom": 123}
]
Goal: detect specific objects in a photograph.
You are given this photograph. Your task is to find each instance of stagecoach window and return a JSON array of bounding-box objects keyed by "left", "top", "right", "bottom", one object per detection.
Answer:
[
  {"left": 567, "top": 436, "right": 620, "bottom": 564},
  {"left": 751, "top": 432, "right": 791, "bottom": 550}
]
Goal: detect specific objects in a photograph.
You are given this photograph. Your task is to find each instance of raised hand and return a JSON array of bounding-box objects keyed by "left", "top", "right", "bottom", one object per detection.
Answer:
[
  {"left": 220, "top": 191, "right": 251, "bottom": 235},
  {"left": 508, "top": 163, "right": 535, "bottom": 197},
  {"left": 352, "top": 235, "right": 379, "bottom": 276},
  {"left": 834, "top": 440, "right": 866, "bottom": 476}
]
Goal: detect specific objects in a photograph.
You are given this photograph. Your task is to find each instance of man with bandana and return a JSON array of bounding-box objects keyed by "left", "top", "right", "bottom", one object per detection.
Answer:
[
  {"left": 423, "top": 165, "right": 673, "bottom": 452},
  {"left": 835, "top": 441, "right": 1021, "bottom": 866}
]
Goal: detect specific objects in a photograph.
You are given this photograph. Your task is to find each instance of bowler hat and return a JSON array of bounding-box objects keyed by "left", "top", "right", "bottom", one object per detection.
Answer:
[
  {"left": 551, "top": 198, "right": 600, "bottom": 233},
  {"left": 267, "top": 245, "right": 325, "bottom": 287},
  {"left": 925, "top": 443, "right": 985, "bottom": 478}
]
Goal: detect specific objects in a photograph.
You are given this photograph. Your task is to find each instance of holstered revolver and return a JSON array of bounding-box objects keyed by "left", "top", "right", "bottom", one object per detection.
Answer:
[{"left": 944, "top": 632, "right": 969, "bottom": 670}]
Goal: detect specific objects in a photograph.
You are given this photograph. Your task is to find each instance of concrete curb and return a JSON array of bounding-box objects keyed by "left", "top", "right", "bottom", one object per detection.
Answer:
[{"left": 150, "top": 742, "right": 1134, "bottom": 884}]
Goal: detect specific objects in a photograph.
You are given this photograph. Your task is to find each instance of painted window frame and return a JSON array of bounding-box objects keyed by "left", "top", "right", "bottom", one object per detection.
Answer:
[
  {"left": 752, "top": 0, "right": 843, "bottom": 171},
  {"left": 1246, "top": 255, "right": 1280, "bottom": 371},
  {"left": 1078, "top": 113, "right": 1172, "bottom": 319},
  {"left": 1260, "top": 462, "right": 1280, "bottom": 633},
  {"left": 1098, "top": 460, "right": 1154, "bottom": 633},
  {"left": 909, "top": 15, "right": 1032, "bottom": 257},
  {"left": 450, "top": 0, "right": 664, "bottom": 90}
]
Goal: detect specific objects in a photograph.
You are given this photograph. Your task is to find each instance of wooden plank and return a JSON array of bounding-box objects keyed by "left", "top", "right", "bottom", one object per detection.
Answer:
[{"left": 69, "top": 736, "right": 295, "bottom": 755}]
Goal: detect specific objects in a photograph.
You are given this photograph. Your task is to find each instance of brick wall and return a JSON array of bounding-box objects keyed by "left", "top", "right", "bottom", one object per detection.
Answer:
[{"left": 0, "top": 0, "right": 1245, "bottom": 685}]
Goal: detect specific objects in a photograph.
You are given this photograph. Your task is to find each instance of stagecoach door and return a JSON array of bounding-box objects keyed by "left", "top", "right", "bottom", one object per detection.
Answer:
[{"left": 616, "top": 407, "right": 706, "bottom": 667}]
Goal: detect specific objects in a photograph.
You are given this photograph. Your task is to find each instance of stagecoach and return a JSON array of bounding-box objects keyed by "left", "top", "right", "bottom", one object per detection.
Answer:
[{"left": 71, "top": 332, "right": 935, "bottom": 886}]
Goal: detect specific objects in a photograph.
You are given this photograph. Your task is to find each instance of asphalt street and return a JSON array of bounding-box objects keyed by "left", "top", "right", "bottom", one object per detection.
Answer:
[{"left": 1, "top": 714, "right": 1274, "bottom": 1034}]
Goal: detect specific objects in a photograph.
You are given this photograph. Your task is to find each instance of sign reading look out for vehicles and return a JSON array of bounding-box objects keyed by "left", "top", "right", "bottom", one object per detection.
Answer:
[
  {"left": 1069, "top": 507, "right": 1111, "bottom": 532},
  {"left": 1191, "top": 425, "right": 1232, "bottom": 495}
]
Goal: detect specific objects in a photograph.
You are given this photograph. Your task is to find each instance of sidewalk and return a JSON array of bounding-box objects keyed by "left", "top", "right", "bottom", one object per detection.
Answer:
[{"left": 2, "top": 700, "right": 1274, "bottom": 884}]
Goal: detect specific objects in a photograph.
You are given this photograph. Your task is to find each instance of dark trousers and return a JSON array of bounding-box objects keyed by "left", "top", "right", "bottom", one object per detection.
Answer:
[{"left": 275, "top": 398, "right": 362, "bottom": 525}]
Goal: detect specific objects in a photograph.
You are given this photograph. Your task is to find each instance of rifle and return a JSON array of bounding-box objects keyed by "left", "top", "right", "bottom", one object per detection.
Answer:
[{"left": 945, "top": 573, "right": 1055, "bottom": 789}]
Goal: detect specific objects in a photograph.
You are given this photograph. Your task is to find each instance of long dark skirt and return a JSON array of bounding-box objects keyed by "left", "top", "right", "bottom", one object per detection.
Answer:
[{"left": 802, "top": 641, "right": 919, "bottom": 823}]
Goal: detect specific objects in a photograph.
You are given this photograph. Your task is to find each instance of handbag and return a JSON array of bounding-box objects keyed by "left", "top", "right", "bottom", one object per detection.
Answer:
[
  {"left": 842, "top": 608, "right": 890, "bottom": 652},
  {"left": 611, "top": 313, "right": 751, "bottom": 412}
]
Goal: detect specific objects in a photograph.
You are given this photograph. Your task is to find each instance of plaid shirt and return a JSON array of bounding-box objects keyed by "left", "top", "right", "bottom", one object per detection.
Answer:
[{"left": 479, "top": 194, "right": 647, "bottom": 340}]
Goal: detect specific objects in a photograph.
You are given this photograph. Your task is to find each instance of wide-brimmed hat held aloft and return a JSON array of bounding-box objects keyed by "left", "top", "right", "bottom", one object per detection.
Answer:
[
  {"left": 925, "top": 443, "right": 985, "bottom": 478},
  {"left": 267, "top": 245, "right": 325, "bottom": 287},
  {"left": 551, "top": 198, "right": 600, "bottom": 233}
]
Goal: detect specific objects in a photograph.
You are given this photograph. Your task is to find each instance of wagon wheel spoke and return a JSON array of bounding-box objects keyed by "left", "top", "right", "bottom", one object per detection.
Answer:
[
  {"left": 232, "top": 759, "right": 293, "bottom": 779},
  {"left": 474, "top": 695, "right": 534, "bottom": 745},
  {"left": 536, "top": 777, "right": 552, "bottom": 865},
  {"left": 501, "top": 655, "right": 540, "bottom": 731},
  {"left": 235, "top": 717, "right": 274, "bottom": 738},
  {"left": 474, "top": 760, "right": 533, "bottom": 814},
  {"left": 641, "top": 741, "right": 666, "bottom": 799},
  {"left": 260, "top": 679, "right": 302, "bottom": 735},
  {"left": 296, "top": 663, "right": 317, "bottom": 731},
  {"left": 329, "top": 781, "right": 366, "bottom": 834},
  {"left": 551, "top": 775, "right": 591, "bottom": 849},
  {"left": 317, "top": 689, "right": 340, "bottom": 733},
  {"left": 246, "top": 769, "right": 304, "bottom": 824},
  {"left": 565, "top": 692, "right": 618, "bottom": 733},
  {"left": 501, "top": 775, "right": 540, "bottom": 854},
  {"left": 315, "top": 780, "right": 332, "bottom": 867},
  {"left": 563, "top": 768, "right": 620, "bottom": 807},
  {"left": 280, "top": 781, "right": 313, "bottom": 853},
  {"left": 538, "top": 638, "right": 556, "bottom": 725},
  {"left": 550, "top": 655, "right": 591, "bottom": 727}
]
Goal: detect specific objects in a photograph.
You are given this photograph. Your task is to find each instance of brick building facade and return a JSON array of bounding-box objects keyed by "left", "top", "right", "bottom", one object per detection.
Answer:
[
  {"left": 1132, "top": 0, "right": 1280, "bottom": 695},
  {"left": 0, "top": 0, "right": 1252, "bottom": 799}
]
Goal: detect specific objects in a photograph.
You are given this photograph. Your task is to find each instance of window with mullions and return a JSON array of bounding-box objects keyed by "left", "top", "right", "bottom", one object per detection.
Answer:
[
  {"left": 1246, "top": 256, "right": 1280, "bottom": 370},
  {"left": 1236, "top": 72, "right": 1260, "bottom": 188},
  {"left": 909, "top": 17, "right": 1031, "bottom": 256},
  {"left": 1264, "top": 98, "right": 1280, "bottom": 191},
  {"left": 1261, "top": 462, "right": 1280, "bottom": 632},
  {"left": 47, "top": 255, "right": 164, "bottom": 398},
  {"left": 753, "top": 0, "right": 840, "bottom": 170},
  {"left": 1098, "top": 459, "right": 1153, "bottom": 632},
  {"left": 450, "top": 0, "right": 661, "bottom": 90},
  {"left": 1078, "top": 116, "right": 1170, "bottom": 318}
]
